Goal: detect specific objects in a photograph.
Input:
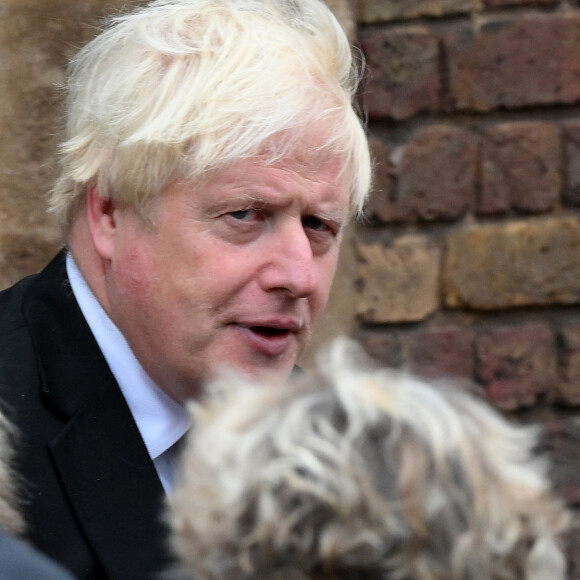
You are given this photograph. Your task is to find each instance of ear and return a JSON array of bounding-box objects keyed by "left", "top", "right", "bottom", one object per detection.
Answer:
[{"left": 86, "top": 186, "right": 118, "bottom": 260}]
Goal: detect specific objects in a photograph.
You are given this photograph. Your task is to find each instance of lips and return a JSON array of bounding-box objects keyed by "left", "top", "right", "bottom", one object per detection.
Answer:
[
  {"left": 250, "top": 326, "right": 291, "bottom": 337},
  {"left": 233, "top": 318, "right": 302, "bottom": 357},
  {"left": 243, "top": 317, "right": 301, "bottom": 334}
]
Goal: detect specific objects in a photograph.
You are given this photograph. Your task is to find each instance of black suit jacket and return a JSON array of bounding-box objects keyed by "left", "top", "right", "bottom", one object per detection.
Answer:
[{"left": 0, "top": 251, "right": 175, "bottom": 580}]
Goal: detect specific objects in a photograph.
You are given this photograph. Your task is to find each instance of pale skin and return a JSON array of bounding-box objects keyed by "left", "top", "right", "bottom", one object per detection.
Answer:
[{"left": 68, "top": 144, "right": 352, "bottom": 404}]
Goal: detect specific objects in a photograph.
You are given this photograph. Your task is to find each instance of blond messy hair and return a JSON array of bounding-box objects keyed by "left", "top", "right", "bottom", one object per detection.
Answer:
[
  {"left": 49, "top": 0, "right": 371, "bottom": 231},
  {"left": 168, "top": 337, "right": 570, "bottom": 580}
]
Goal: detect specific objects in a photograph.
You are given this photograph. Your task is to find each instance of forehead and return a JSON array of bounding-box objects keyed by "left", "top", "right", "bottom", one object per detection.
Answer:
[{"left": 193, "top": 148, "right": 352, "bottom": 213}]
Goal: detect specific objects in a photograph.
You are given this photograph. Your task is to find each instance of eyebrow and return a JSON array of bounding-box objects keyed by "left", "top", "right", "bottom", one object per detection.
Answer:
[
  {"left": 314, "top": 209, "right": 349, "bottom": 228},
  {"left": 239, "top": 192, "right": 270, "bottom": 208},
  {"left": 213, "top": 191, "right": 349, "bottom": 226},
  {"left": 206, "top": 192, "right": 268, "bottom": 214}
]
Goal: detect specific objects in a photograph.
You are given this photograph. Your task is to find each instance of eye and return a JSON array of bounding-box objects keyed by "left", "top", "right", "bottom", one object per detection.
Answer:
[
  {"left": 302, "top": 215, "right": 329, "bottom": 232},
  {"left": 220, "top": 207, "right": 265, "bottom": 241},
  {"left": 229, "top": 209, "right": 258, "bottom": 221},
  {"left": 302, "top": 215, "right": 343, "bottom": 255},
  {"left": 213, "top": 203, "right": 267, "bottom": 244}
]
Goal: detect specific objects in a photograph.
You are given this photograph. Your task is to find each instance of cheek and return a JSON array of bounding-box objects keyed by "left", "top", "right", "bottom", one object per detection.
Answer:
[
  {"left": 108, "top": 236, "right": 173, "bottom": 327},
  {"left": 200, "top": 243, "right": 263, "bottom": 288},
  {"left": 156, "top": 245, "right": 252, "bottom": 319},
  {"left": 116, "top": 247, "right": 161, "bottom": 299}
]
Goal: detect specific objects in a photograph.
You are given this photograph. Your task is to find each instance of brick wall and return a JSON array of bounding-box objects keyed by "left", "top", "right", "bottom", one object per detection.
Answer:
[
  {"left": 353, "top": 1, "right": 580, "bottom": 567},
  {"left": 354, "top": 0, "right": 580, "bottom": 417}
]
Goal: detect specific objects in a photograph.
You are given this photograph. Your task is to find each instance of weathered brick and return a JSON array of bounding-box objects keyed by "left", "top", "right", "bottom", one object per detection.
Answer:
[
  {"left": 395, "top": 125, "right": 477, "bottom": 221},
  {"left": 359, "top": 27, "right": 440, "bottom": 120},
  {"left": 479, "top": 122, "right": 561, "bottom": 215},
  {"left": 355, "top": 236, "right": 440, "bottom": 323},
  {"left": 484, "top": 0, "right": 558, "bottom": 6},
  {"left": 444, "top": 217, "right": 580, "bottom": 310},
  {"left": 361, "top": 0, "right": 480, "bottom": 22},
  {"left": 555, "top": 324, "right": 580, "bottom": 406},
  {"left": 563, "top": 121, "right": 580, "bottom": 207},
  {"left": 475, "top": 325, "right": 557, "bottom": 410},
  {"left": 407, "top": 326, "right": 474, "bottom": 379},
  {"left": 443, "top": 16, "right": 580, "bottom": 112},
  {"left": 353, "top": 329, "right": 402, "bottom": 368}
]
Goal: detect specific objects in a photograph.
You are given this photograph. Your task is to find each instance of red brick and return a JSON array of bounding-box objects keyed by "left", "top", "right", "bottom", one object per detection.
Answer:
[
  {"left": 396, "top": 125, "right": 477, "bottom": 221},
  {"left": 562, "top": 324, "right": 580, "bottom": 382},
  {"left": 362, "top": 0, "right": 478, "bottom": 21},
  {"left": 407, "top": 326, "right": 473, "bottom": 379},
  {"left": 479, "top": 122, "right": 561, "bottom": 215},
  {"left": 563, "top": 121, "right": 580, "bottom": 207},
  {"left": 353, "top": 330, "right": 402, "bottom": 368},
  {"left": 475, "top": 325, "right": 557, "bottom": 411},
  {"left": 443, "top": 16, "right": 580, "bottom": 112},
  {"left": 554, "top": 324, "right": 580, "bottom": 406},
  {"left": 360, "top": 27, "right": 441, "bottom": 120},
  {"left": 484, "top": 0, "right": 558, "bottom": 6}
]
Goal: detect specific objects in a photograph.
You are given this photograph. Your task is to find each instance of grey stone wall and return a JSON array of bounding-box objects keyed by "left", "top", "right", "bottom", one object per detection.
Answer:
[{"left": 0, "top": 1, "right": 152, "bottom": 288}]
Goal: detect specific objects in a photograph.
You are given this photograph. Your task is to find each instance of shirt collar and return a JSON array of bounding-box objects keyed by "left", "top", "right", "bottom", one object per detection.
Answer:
[{"left": 65, "top": 253, "right": 191, "bottom": 461}]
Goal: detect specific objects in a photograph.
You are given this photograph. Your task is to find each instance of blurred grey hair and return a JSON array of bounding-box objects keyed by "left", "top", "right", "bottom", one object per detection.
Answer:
[
  {"left": 168, "top": 337, "right": 570, "bottom": 580},
  {"left": 49, "top": 0, "right": 371, "bottom": 231}
]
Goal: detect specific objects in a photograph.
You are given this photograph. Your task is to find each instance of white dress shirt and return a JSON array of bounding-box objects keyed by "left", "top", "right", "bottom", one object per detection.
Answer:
[{"left": 66, "top": 253, "right": 191, "bottom": 493}]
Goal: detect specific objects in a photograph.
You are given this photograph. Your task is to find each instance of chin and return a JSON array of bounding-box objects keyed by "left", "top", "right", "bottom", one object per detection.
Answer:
[{"left": 221, "top": 354, "right": 299, "bottom": 383}]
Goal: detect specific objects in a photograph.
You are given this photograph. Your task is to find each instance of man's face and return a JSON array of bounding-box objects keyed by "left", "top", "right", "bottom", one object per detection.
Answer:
[{"left": 102, "top": 149, "right": 351, "bottom": 402}]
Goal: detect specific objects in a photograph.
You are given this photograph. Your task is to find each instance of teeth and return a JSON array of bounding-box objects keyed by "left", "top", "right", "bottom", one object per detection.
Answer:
[{"left": 251, "top": 326, "right": 287, "bottom": 337}]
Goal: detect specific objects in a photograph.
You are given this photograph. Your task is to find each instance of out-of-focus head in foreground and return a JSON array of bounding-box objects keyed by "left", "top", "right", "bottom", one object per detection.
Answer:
[{"left": 168, "top": 337, "right": 570, "bottom": 580}]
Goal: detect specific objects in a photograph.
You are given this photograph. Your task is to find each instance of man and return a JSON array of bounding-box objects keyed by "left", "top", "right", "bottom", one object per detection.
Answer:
[{"left": 0, "top": 1, "right": 371, "bottom": 579}]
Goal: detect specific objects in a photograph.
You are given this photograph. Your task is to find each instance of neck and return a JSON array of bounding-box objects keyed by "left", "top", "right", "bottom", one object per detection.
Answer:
[{"left": 68, "top": 212, "right": 111, "bottom": 317}]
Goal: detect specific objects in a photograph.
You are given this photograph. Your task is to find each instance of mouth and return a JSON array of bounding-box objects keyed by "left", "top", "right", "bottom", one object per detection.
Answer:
[
  {"left": 250, "top": 326, "right": 291, "bottom": 338},
  {"left": 232, "top": 320, "right": 302, "bottom": 358}
]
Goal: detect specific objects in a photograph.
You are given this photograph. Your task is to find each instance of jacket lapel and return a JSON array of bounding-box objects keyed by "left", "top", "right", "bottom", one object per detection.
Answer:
[
  {"left": 24, "top": 251, "right": 174, "bottom": 580},
  {"left": 48, "top": 390, "right": 172, "bottom": 580}
]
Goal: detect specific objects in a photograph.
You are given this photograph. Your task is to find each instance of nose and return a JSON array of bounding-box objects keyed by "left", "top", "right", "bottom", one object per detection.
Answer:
[{"left": 258, "top": 223, "right": 317, "bottom": 298}]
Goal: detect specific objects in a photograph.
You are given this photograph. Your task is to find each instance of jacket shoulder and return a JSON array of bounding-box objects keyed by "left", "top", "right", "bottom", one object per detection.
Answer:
[{"left": 0, "top": 274, "right": 38, "bottom": 335}]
